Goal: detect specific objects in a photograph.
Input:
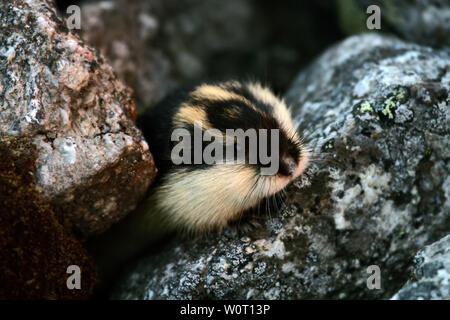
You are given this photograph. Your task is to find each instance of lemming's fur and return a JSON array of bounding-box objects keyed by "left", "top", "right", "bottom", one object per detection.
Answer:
[
  {"left": 90, "top": 80, "right": 309, "bottom": 283},
  {"left": 138, "top": 80, "right": 309, "bottom": 233}
]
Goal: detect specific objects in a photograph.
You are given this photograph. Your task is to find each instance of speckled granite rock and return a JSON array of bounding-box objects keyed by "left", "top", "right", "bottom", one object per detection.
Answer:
[
  {"left": 111, "top": 34, "right": 449, "bottom": 299},
  {"left": 0, "top": 0, "right": 156, "bottom": 236},
  {"left": 392, "top": 235, "right": 450, "bottom": 300},
  {"left": 79, "top": 0, "right": 342, "bottom": 111}
]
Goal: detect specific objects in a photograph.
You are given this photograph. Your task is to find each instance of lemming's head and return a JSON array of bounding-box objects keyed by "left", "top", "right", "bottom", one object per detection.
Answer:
[{"left": 156, "top": 81, "right": 309, "bottom": 232}]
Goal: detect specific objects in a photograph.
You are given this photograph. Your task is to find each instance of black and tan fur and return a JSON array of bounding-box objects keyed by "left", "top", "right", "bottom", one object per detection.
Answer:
[{"left": 90, "top": 81, "right": 309, "bottom": 283}]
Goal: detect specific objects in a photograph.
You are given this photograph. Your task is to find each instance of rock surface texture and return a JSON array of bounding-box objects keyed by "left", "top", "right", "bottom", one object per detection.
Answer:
[
  {"left": 0, "top": 136, "right": 97, "bottom": 299},
  {"left": 0, "top": 0, "right": 156, "bottom": 236},
  {"left": 111, "top": 34, "right": 449, "bottom": 299},
  {"left": 392, "top": 235, "right": 450, "bottom": 300}
]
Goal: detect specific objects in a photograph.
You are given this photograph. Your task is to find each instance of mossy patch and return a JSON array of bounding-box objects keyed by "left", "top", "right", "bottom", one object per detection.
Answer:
[{"left": 0, "top": 136, "right": 97, "bottom": 299}]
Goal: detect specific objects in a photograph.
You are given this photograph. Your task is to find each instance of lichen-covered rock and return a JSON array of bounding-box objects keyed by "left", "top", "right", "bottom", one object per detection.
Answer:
[
  {"left": 0, "top": 0, "right": 156, "bottom": 236},
  {"left": 392, "top": 235, "right": 450, "bottom": 300},
  {"left": 111, "top": 34, "right": 449, "bottom": 299},
  {"left": 79, "top": 0, "right": 342, "bottom": 111}
]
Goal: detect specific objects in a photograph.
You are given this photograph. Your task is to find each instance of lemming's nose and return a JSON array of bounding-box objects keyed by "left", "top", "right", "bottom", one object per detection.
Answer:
[{"left": 283, "top": 157, "right": 297, "bottom": 176}]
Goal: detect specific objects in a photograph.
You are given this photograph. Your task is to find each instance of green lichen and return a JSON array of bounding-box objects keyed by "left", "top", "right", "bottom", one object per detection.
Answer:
[
  {"left": 393, "top": 87, "right": 408, "bottom": 102},
  {"left": 398, "top": 230, "right": 407, "bottom": 239},
  {"left": 280, "top": 207, "right": 291, "bottom": 221},
  {"left": 382, "top": 97, "right": 396, "bottom": 119},
  {"left": 380, "top": 87, "right": 408, "bottom": 120},
  {"left": 324, "top": 140, "right": 334, "bottom": 150},
  {"left": 321, "top": 138, "right": 335, "bottom": 153},
  {"left": 359, "top": 101, "right": 373, "bottom": 113}
]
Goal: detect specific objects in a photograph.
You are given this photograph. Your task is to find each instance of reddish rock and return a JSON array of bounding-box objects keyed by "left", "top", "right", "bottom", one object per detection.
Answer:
[
  {"left": 0, "top": 136, "right": 97, "bottom": 299},
  {"left": 0, "top": 0, "right": 157, "bottom": 236}
]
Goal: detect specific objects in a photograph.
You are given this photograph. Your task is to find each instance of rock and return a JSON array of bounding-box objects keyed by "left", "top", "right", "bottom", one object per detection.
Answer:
[
  {"left": 79, "top": 0, "right": 263, "bottom": 111},
  {"left": 111, "top": 34, "right": 449, "bottom": 299},
  {"left": 0, "top": 136, "right": 96, "bottom": 299},
  {"left": 339, "top": 0, "right": 450, "bottom": 48},
  {"left": 78, "top": 0, "right": 342, "bottom": 111},
  {"left": 0, "top": 0, "right": 156, "bottom": 236},
  {"left": 392, "top": 235, "right": 450, "bottom": 300},
  {"left": 379, "top": 0, "right": 450, "bottom": 48}
]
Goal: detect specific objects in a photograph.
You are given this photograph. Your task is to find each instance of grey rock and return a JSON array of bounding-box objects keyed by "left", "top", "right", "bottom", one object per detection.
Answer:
[
  {"left": 351, "top": 0, "right": 450, "bottom": 47},
  {"left": 383, "top": 0, "right": 450, "bottom": 47},
  {"left": 111, "top": 33, "right": 449, "bottom": 299},
  {"left": 0, "top": 0, "right": 156, "bottom": 236},
  {"left": 392, "top": 235, "right": 450, "bottom": 300}
]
